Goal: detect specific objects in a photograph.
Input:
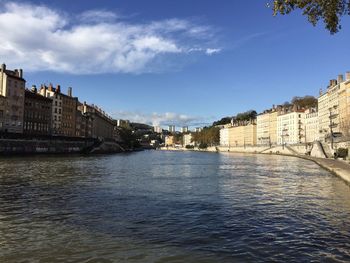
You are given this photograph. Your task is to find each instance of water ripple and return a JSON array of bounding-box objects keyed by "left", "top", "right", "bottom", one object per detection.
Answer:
[{"left": 1, "top": 152, "right": 350, "bottom": 262}]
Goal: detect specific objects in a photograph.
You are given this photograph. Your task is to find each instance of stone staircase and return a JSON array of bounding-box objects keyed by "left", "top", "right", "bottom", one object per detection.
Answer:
[{"left": 320, "top": 142, "right": 333, "bottom": 158}]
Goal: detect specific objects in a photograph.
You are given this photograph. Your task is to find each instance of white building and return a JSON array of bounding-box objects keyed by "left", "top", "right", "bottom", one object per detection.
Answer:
[
  {"left": 183, "top": 133, "right": 193, "bottom": 146},
  {"left": 153, "top": 126, "right": 162, "bottom": 133},
  {"left": 181, "top": 126, "right": 188, "bottom": 133},
  {"left": 257, "top": 111, "right": 270, "bottom": 145},
  {"left": 277, "top": 110, "right": 305, "bottom": 145},
  {"left": 318, "top": 79, "right": 340, "bottom": 140},
  {"left": 220, "top": 127, "right": 230, "bottom": 146},
  {"left": 168, "top": 125, "right": 175, "bottom": 133},
  {"left": 305, "top": 108, "right": 319, "bottom": 143}
]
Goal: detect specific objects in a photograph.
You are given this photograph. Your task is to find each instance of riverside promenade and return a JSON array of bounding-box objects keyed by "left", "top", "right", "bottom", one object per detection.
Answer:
[
  {"left": 302, "top": 156, "right": 350, "bottom": 185},
  {"left": 160, "top": 146, "right": 350, "bottom": 185}
]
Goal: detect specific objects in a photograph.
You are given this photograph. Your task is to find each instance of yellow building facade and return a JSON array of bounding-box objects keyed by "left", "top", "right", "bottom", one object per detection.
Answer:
[
  {"left": 228, "top": 124, "right": 257, "bottom": 147},
  {"left": 165, "top": 135, "right": 174, "bottom": 146},
  {"left": 338, "top": 72, "right": 350, "bottom": 137}
]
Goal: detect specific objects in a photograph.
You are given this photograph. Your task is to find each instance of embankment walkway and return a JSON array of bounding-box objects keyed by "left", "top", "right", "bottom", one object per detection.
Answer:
[
  {"left": 160, "top": 146, "right": 350, "bottom": 185},
  {"left": 302, "top": 156, "right": 350, "bottom": 185}
]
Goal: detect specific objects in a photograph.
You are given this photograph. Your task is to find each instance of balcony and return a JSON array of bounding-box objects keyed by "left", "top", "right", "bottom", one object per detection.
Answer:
[{"left": 329, "top": 113, "right": 338, "bottom": 119}]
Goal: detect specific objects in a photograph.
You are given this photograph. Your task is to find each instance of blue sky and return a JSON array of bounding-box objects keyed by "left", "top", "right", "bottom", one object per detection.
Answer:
[{"left": 1, "top": 0, "right": 350, "bottom": 128}]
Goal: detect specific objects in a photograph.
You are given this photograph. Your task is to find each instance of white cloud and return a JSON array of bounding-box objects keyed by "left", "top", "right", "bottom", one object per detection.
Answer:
[
  {"left": 0, "top": 2, "right": 221, "bottom": 74},
  {"left": 113, "top": 110, "right": 212, "bottom": 127},
  {"left": 205, "top": 48, "right": 221, "bottom": 55}
]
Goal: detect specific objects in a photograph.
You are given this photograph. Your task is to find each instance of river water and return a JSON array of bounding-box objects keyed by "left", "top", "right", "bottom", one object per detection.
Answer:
[{"left": 1, "top": 151, "right": 350, "bottom": 262}]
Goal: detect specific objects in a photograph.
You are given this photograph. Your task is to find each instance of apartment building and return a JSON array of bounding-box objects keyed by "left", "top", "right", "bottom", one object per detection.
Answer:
[
  {"left": 78, "top": 102, "right": 114, "bottom": 139},
  {"left": 76, "top": 101, "right": 93, "bottom": 138},
  {"left": 183, "top": 133, "right": 193, "bottom": 146},
  {"left": 257, "top": 105, "right": 287, "bottom": 146},
  {"left": 168, "top": 125, "right": 176, "bottom": 133},
  {"left": 305, "top": 108, "right": 319, "bottom": 143},
  {"left": 338, "top": 72, "right": 350, "bottom": 138},
  {"left": 39, "top": 84, "right": 63, "bottom": 135},
  {"left": 228, "top": 122, "right": 257, "bottom": 147},
  {"left": 318, "top": 78, "right": 341, "bottom": 139},
  {"left": 61, "top": 87, "right": 78, "bottom": 137},
  {"left": 219, "top": 127, "right": 230, "bottom": 146},
  {"left": 0, "top": 64, "right": 25, "bottom": 133},
  {"left": 277, "top": 110, "right": 305, "bottom": 145},
  {"left": 257, "top": 111, "right": 270, "bottom": 145},
  {"left": 165, "top": 135, "right": 174, "bottom": 146},
  {"left": 181, "top": 126, "right": 189, "bottom": 133},
  {"left": 153, "top": 126, "right": 163, "bottom": 133},
  {"left": 39, "top": 85, "right": 78, "bottom": 137},
  {"left": 23, "top": 88, "right": 52, "bottom": 135}
]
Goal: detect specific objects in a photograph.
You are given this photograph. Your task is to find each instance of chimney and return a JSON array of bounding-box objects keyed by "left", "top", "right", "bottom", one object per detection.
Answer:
[
  {"left": 1, "top": 63, "right": 5, "bottom": 72},
  {"left": 346, "top": 71, "right": 350, "bottom": 81},
  {"left": 19, "top": 69, "right": 23, "bottom": 78},
  {"left": 68, "top": 87, "right": 72, "bottom": 97},
  {"left": 56, "top": 85, "right": 61, "bottom": 93},
  {"left": 14, "top": 69, "right": 18, "bottom": 77},
  {"left": 338, "top": 74, "right": 344, "bottom": 83}
]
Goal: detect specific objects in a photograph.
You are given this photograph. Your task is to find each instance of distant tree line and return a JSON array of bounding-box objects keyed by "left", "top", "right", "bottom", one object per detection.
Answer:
[
  {"left": 192, "top": 126, "right": 220, "bottom": 146},
  {"left": 291, "top": 95, "right": 318, "bottom": 108}
]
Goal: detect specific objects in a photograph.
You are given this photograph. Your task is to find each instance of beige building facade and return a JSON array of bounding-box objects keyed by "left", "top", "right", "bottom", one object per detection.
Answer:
[
  {"left": 183, "top": 133, "right": 193, "bottom": 146},
  {"left": 0, "top": 64, "right": 25, "bottom": 133},
  {"left": 305, "top": 108, "right": 319, "bottom": 143},
  {"left": 257, "top": 106, "right": 286, "bottom": 146},
  {"left": 228, "top": 123, "right": 257, "bottom": 147},
  {"left": 318, "top": 78, "right": 341, "bottom": 140},
  {"left": 257, "top": 111, "right": 270, "bottom": 145},
  {"left": 338, "top": 72, "right": 350, "bottom": 138},
  {"left": 165, "top": 135, "right": 174, "bottom": 146},
  {"left": 269, "top": 111, "right": 279, "bottom": 145},
  {"left": 277, "top": 111, "right": 305, "bottom": 145}
]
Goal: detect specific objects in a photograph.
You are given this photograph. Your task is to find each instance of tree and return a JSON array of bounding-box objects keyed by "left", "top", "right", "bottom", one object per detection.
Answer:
[
  {"left": 213, "top": 117, "right": 232, "bottom": 126},
  {"left": 291, "top": 95, "right": 318, "bottom": 108},
  {"left": 192, "top": 126, "right": 220, "bottom": 146},
  {"left": 271, "top": 0, "right": 350, "bottom": 34},
  {"left": 231, "top": 110, "right": 257, "bottom": 125},
  {"left": 172, "top": 133, "right": 183, "bottom": 144}
]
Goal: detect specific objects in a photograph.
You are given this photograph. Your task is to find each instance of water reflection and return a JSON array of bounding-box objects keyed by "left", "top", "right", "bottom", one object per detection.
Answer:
[{"left": 1, "top": 151, "right": 350, "bottom": 262}]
